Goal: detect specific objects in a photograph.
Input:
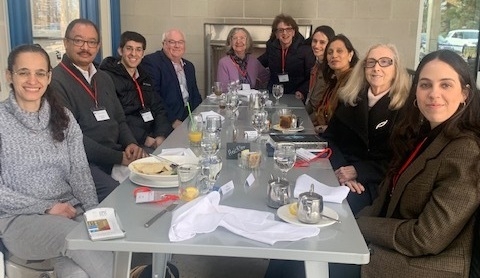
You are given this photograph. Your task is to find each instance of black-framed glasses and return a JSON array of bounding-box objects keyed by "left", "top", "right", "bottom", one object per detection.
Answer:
[
  {"left": 12, "top": 69, "right": 50, "bottom": 79},
  {"left": 66, "top": 37, "right": 99, "bottom": 48},
  {"left": 275, "top": 27, "right": 294, "bottom": 34},
  {"left": 364, "top": 57, "right": 393, "bottom": 68}
]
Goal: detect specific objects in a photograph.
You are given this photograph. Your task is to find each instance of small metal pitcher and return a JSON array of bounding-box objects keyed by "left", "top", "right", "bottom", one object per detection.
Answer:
[
  {"left": 267, "top": 178, "right": 291, "bottom": 208},
  {"left": 297, "top": 184, "right": 323, "bottom": 224}
]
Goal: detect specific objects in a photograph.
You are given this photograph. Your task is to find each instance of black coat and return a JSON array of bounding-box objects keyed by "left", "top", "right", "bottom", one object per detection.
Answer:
[
  {"left": 100, "top": 56, "right": 172, "bottom": 145},
  {"left": 258, "top": 34, "right": 315, "bottom": 98},
  {"left": 323, "top": 89, "right": 398, "bottom": 188}
]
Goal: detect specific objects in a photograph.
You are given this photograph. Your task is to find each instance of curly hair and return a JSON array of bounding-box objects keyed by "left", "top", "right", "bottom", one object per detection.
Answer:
[
  {"left": 8, "top": 44, "right": 69, "bottom": 142},
  {"left": 269, "top": 14, "right": 299, "bottom": 41}
]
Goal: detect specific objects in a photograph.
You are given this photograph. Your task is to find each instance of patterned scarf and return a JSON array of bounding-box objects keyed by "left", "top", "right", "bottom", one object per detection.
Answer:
[{"left": 230, "top": 54, "right": 250, "bottom": 84}]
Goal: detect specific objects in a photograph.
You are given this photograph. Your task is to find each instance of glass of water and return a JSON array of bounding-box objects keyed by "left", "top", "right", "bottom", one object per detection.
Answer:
[
  {"left": 251, "top": 110, "right": 269, "bottom": 140},
  {"left": 274, "top": 142, "right": 296, "bottom": 181},
  {"left": 272, "top": 84, "right": 284, "bottom": 105}
]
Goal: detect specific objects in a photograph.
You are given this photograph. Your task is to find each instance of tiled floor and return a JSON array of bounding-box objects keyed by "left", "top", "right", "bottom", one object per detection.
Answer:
[{"left": 132, "top": 253, "right": 269, "bottom": 278}]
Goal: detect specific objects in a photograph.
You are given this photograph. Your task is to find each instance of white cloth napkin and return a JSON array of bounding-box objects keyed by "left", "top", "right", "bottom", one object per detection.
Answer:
[
  {"left": 294, "top": 174, "right": 350, "bottom": 203},
  {"left": 160, "top": 148, "right": 196, "bottom": 157},
  {"left": 199, "top": 111, "right": 225, "bottom": 122},
  {"left": 169, "top": 191, "right": 319, "bottom": 245},
  {"left": 111, "top": 164, "right": 130, "bottom": 182},
  {"left": 237, "top": 89, "right": 259, "bottom": 98}
]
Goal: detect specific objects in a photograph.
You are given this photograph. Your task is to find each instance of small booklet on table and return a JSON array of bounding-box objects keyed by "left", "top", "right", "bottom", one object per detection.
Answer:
[{"left": 84, "top": 207, "right": 125, "bottom": 241}]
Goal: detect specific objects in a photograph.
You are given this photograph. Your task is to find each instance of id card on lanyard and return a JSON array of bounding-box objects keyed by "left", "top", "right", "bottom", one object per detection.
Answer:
[
  {"left": 278, "top": 48, "right": 290, "bottom": 82},
  {"left": 60, "top": 62, "right": 110, "bottom": 122},
  {"left": 132, "top": 77, "right": 154, "bottom": 122}
]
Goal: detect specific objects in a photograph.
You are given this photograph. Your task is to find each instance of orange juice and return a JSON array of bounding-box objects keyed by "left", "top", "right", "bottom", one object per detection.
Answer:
[
  {"left": 188, "top": 131, "right": 202, "bottom": 143},
  {"left": 180, "top": 186, "right": 199, "bottom": 201}
]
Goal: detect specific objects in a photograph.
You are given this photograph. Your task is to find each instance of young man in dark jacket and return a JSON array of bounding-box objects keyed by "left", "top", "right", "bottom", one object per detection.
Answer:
[{"left": 100, "top": 31, "right": 172, "bottom": 151}]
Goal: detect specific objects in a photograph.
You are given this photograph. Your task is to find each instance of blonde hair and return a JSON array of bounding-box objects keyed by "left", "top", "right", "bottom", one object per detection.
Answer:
[{"left": 338, "top": 43, "right": 410, "bottom": 110}]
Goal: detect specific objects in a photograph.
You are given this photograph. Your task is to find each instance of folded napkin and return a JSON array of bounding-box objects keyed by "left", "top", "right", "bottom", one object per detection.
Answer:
[
  {"left": 111, "top": 164, "right": 130, "bottom": 182},
  {"left": 294, "top": 174, "right": 350, "bottom": 203},
  {"left": 160, "top": 148, "right": 196, "bottom": 157},
  {"left": 199, "top": 110, "right": 225, "bottom": 122},
  {"left": 169, "top": 191, "right": 319, "bottom": 245},
  {"left": 237, "top": 89, "right": 259, "bottom": 98}
]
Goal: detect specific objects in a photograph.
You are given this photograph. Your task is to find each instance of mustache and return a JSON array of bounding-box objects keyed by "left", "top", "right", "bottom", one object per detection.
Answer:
[{"left": 77, "top": 51, "right": 92, "bottom": 56}]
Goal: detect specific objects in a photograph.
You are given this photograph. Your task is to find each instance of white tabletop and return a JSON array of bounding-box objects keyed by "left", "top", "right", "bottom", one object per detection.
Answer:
[{"left": 66, "top": 95, "right": 369, "bottom": 277}]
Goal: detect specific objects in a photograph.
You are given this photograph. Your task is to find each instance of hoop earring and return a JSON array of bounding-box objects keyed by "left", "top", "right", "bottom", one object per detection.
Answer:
[{"left": 413, "top": 99, "right": 418, "bottom": 108}]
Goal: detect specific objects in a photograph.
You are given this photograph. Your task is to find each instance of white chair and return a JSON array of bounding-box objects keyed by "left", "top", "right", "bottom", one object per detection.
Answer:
[{"left": 4, "top": 253, "right": 55, "bottom": 278}]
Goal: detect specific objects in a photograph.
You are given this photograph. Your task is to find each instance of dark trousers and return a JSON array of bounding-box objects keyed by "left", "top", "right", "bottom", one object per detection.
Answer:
[
  {"left": 89, "top": 164, "right": 119, "bottom": 202},
  {"left": 264, "top": 260, "right": 360, "bottom": 278}
]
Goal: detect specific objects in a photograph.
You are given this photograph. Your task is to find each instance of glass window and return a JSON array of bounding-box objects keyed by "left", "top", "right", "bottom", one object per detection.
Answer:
[{"left": 30, "top": 0, "right": 80, "bottom": 67}]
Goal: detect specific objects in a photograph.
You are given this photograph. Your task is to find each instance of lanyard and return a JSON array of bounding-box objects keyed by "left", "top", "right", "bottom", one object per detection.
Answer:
[
  {"left": 60, "top": 62, "right": 98, "bottom": 107},
  {"left": 230, "top": 56, "right": 248, "bottom": 78},
  {"left": 132, "top": 77, "right": 146, "bottom": 109},
  {"left": 391, "top": 137, "right": 428, "bottom": 195},
  {"left": 281, "top": 48, "right": 289, "bottom": 73}
]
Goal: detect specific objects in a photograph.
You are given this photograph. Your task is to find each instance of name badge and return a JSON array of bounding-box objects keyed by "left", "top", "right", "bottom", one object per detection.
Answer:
[
  {"left": 140, "top": 108, "right": 154, "bottom": 122},
  {"left": 278, "top": 73, "right": 289, "bottom": 82},
  {"left": 91, "top": 107, "right": 110, "bottom": 121}
]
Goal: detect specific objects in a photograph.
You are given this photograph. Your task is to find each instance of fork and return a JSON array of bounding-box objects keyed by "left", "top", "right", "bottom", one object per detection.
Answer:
[{"left": 149, "top": 154, "right": 179, "bottom": 168}]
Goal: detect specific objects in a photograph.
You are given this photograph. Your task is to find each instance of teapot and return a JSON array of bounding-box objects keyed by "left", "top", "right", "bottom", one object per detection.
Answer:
[
  {"left": 267, "top": 177, "right": 291, "bottom": 208},
  {"left": 297, "top": 184, "right": 323, "bottom": 224}
]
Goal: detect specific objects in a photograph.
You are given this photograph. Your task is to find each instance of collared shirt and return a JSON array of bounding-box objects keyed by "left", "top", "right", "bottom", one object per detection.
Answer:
[
  {"left": 172, "top": 59, "right": 189, "bottom": 106},
  {"left": 72, "top": 63, "right": 97, "bottom": 84}
]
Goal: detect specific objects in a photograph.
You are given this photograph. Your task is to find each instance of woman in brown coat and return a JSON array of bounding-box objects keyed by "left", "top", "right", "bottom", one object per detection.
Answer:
[{"left": 357, "top": 49, "right": 480, "bottom": 277}]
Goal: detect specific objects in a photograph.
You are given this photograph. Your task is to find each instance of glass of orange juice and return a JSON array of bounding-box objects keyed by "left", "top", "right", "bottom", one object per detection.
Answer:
[
  {"left": 188, "top": 114, "right": 203, "bottom": 147},
  {"left": 177, "top": 163, "right": 201, "bottom": 202}
]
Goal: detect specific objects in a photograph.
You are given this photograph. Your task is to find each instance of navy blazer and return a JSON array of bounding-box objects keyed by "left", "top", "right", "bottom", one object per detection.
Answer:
[{"left": 141, "top": 50, "right": 202, "bottom": 123}]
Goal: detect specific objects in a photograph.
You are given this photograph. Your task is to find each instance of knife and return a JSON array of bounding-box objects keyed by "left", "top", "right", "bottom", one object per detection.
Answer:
[{"left": 144, "top": 203, "right": 178, "bottom": 228}]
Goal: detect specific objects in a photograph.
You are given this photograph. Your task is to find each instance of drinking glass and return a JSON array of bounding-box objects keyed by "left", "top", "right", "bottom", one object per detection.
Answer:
[
  {"left": 226, "top": 93, "right": 240, "bottom": 118},
  {"left": 273, "top": 142, "right": 296, "bottom": 181},
  {"left": 258, "top": 89, "right": 269, "bottom": 109},
  {"left": 177, "top": 163, "right": 201, "bottom": 201},
  {"left": 205, "top": 115, "right": 222, "bottom": 133},
  {"left": 199, "top": 155, "right": 223, "bottom": 194},
  {"left": 212, "top": 81, "right": 223, "bottom": 98},
  {"left": 201, "top": 131, "right": 221, "bottom": 157},
  {"left": 272, "top": 84, "right": 284, "bottom": 105},
  {"left": 188, "top": 114, "right": 203, "bottom": 147},
  {"left": 251, "top": 110, "right": 269, "bottom": 139}
]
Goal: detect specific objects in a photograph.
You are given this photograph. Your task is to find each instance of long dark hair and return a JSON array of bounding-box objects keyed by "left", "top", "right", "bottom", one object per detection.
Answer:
[
  {"left": 322, "top": 34, "right": 359, "bottom": 86},
  {"left": 389, "top": 50, "right": 480, "bottom": 174},
  {"left": 8, "top": 44, "right": 69, "bottom": 142}
]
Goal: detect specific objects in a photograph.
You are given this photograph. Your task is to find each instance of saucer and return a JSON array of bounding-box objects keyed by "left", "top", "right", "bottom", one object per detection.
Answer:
[
  {"left": 277, "top": 205, "right": 339, "bottom": 227},
  {"left": 272, "top": 124, "right": 305, "bottom": 133}
]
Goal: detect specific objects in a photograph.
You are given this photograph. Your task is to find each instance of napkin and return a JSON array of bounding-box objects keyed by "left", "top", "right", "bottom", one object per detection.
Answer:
[
  {"left": 160, "top": 148, "right": 196, "bottom": 157},
  {"left": 237, "top": 89, "right": 259, "bottom": 98},
  {"left": 294, "top": 174, "right": 350, "bottom": 203},
  {"left": 169, "top": 191, "right": 319, "bottom": 245},
  {"left": 111, "top": 164, "right": 130, "bottom": 182},
  {"left": 199, "top": 111, "right": 225, "bottom": 122}
]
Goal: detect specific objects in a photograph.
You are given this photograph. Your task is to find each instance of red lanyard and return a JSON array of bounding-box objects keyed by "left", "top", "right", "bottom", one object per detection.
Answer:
[
  {"left": 391, "top": 137, "right": 427, "bottom": 195},
  {"left": 132, "top": 77, "right": 146, "bottom": 109},
  {"left": 281, "top": 48, "right": 289, "bottom": 73},
  {"left": 230, "top": 56, "right": 248, "bottom": 78},
  {"left": 60, "top": 62, "right": 98, "bottom": 107}
]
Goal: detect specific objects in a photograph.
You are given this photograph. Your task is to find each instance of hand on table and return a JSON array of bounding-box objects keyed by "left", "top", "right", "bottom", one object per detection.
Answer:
[
  {"left": 294, "top": 91, "right": 304, "bottom": 100},
  {"left": 122, "top": 143, "right": 147, "bottom": 166},
  {"left": 172, "top": 120, "right": 183, "bottom": 129},
  {"left": 343, "top": 180, "right": 365, "bottom": 194},
  {"left": 335, "top": 166, "right": 358, "bottom": 184},
  {"left": 46, "top": 203, "right": 77, "bottom": 219}
]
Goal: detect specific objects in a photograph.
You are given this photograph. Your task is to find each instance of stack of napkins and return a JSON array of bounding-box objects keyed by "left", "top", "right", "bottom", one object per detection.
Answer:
[
  {"left": 199, "top": 111, "right": 225, "bottom": 122},
  {"left": 294, "top": 174, "right": 350, "bottom": 203},
  {"left": 169, "top": 192, "right": 319, "bottom": 245}
]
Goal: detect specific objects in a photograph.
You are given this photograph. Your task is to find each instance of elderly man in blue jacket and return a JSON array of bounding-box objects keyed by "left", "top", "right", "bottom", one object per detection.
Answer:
[{"left": 142, "top": 28, "right": 202, "bottom": 129}]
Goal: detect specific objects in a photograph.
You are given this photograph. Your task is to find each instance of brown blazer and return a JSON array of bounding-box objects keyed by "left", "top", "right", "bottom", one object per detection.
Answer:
[{"left": 357, "top": 132, "right": 480, "bottom": 278}]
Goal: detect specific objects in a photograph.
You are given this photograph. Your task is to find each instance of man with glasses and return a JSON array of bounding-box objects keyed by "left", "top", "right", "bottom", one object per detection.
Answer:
[
  {"left": 51, "top": 19, "right": 146, "bottom": 202},
  {"left": 141, "top": 28, "right": 202, "bottom": 129},
  {"left": 100, "top": 31, "right": 172, "bottom": 151}
]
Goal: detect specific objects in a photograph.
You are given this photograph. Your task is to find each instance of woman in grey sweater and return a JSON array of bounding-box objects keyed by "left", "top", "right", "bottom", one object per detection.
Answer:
[{"left": 0, "top": 45, "right": 113, "bottom": 277}]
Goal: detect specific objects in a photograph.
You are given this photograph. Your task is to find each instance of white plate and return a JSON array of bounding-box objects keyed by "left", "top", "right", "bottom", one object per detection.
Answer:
[
  {"left": 272, "top": 124, "right": 305, "bottom": 133},
  {"left": 129, "top": 172, "right": 178, "bottom": 188},
  {"left": 277, "top": 205, "right": 339, "bottom": 227},
  {"left": 128, "top": 155, "right": 198, "bottom": 185}
]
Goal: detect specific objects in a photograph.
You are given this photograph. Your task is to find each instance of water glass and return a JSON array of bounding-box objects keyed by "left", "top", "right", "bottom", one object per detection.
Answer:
[
  {"left": 205, "top": 115, "right": 222, "bottom": 133},
  {"left": 212, "top": 81, "right": 223, "bottom": 97},
  {"left": 201, "top": 131, "right": 221, "bottom": 156},
  {"left": 251, "top": 110, "right": 269, "bottom": 136},
  {"left": 274, "top": 142, "right": 296, "bottom": 180},
  {"left": 199, "top": 155, "right": 223, "bottom": 194},
  {"left": 272, "top": 84, "right": 284, "bottom": 105},
  {"left": 188, "top": 114, "right": 203, "bottom": 147}
]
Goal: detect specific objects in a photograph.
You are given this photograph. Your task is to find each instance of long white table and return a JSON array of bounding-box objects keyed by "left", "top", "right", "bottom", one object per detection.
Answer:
[{"left": 66, "top": 95, "right": 369, "bottom": 277}]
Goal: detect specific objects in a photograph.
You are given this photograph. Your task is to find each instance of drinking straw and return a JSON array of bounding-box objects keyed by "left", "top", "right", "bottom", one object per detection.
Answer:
[{"left": 186, "top": 102, "right": 194, "bottom": 127}]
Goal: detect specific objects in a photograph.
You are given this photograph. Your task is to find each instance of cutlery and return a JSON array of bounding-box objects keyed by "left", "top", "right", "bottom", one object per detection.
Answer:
[
  {"left": 149, "top": 154, "right": 179, "bottom": 168},
  {"left": 144, "top": 203, "right": 178, "bottom": 228},
  {"left": 321, "top": 213, "right": 341, "bottom": 223}
]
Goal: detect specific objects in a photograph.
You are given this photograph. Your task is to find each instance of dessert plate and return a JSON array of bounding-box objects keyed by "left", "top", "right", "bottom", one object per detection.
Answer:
[{"left": 277, "top": 205, "right": 339, "bottom": 227}]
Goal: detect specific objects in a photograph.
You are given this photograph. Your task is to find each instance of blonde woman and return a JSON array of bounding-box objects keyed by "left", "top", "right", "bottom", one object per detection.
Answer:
[{"left": 323, "top": 43, "right": 411, "bottom": 214}]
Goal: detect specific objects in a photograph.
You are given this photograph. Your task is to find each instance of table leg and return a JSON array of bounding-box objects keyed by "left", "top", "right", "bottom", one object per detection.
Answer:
[
  {"left": 305, "top": 261, "right": 329, "bottom": 278},
  {"left": 152, "top": 253, "right": 169, "bottom": 278},
  {"left": 113, "top": 251, "right": 132, "bottom": 278}
]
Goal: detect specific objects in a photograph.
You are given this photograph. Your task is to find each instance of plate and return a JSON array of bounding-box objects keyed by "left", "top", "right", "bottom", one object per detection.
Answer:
[
  {"left": 129, "top": 172, "right": 178, "bottom": 188},
  {"left": 128, "top": 155, "right": 198, "bottom": 186},
  {"left": 272, "top": 124, "right": 305, "bottom": 133},
  {"left": 277, "top": 205, "right": 339, "bottom": 227}
]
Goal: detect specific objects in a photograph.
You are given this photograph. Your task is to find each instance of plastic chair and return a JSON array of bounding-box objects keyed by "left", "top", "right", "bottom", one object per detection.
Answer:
[{"left": 1, "top": 240, "right": 55, "bottom": 278}]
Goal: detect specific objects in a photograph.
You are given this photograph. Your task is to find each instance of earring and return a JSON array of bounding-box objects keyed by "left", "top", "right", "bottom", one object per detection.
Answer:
[{"left": 413, "top": 99, "right": 418, "bottom": 108}]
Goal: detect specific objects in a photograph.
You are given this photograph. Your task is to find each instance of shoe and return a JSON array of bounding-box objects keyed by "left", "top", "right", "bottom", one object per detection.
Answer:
[
  {"left": 130, "top": 262, "right": 179, "bottom": 278},
  {"left": 130, "top": 265, "right": 148, "bottom": 278}
]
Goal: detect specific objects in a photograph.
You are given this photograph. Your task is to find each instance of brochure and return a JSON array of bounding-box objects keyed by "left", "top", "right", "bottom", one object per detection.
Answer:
[{"left": 84, "top": 207, "right": 125, "bottom": 241}]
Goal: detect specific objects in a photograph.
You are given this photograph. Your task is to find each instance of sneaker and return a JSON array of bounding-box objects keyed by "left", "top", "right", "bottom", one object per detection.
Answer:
[{"left": 130, "top": 262, "right": 179, "bottom": 278}]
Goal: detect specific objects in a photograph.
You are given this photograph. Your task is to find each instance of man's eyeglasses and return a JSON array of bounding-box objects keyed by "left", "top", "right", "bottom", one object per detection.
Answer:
[
  {"left": 66, "top": 37, "right": 99, "bottom": 48},
  {"left": 276, "top": 27, "right": 294, "bottom": 34},
  {"left": 165, "top": 40, "right": 185, "bottom": 46},
  {"left": 12, "top": 69, "right": 50, "bottom": 79},
  {"left": 364, "top": 57, "right": 394, "bottom": 68}
]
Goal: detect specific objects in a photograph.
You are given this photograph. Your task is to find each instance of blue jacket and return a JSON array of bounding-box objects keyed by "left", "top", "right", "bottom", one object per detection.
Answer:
[{"left": 141, "top": 50, "right": 202, "bottom": 123}]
